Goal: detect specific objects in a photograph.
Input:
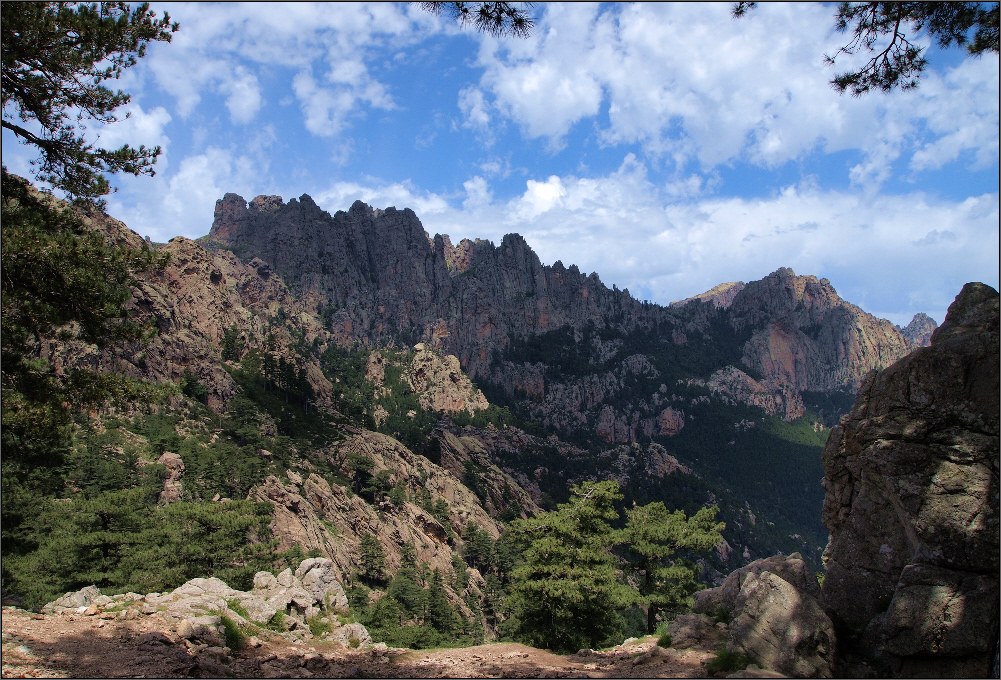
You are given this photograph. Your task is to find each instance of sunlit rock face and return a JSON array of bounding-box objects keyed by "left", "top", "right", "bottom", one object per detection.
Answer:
[{"left": 820, "top": 282, "right": 1000, "bottom": 678}]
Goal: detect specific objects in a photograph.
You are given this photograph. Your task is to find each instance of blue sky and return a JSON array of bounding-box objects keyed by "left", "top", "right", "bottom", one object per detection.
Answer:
[{"left": 3, "top": 2, "right": 998, "bottom": 326}]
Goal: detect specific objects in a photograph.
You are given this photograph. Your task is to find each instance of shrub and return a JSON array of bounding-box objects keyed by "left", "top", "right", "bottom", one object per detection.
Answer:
[
  {"left": 264, "top": 611, "right": 286, "bottom": 632},
  {"left": 220, "top": 615, "right": 246, "bottom": 650},
  {"left": 706, "top": 646, "right": 750, "bottom": 674},
  {"left": 226, "top": 599, "right": 249, "bottom": 620},
  {"left": 657, "top": 632, "right": 672, "bottom": 648},
  {"left": 712, "top": 605, "right": 731, "bottom": 625}
]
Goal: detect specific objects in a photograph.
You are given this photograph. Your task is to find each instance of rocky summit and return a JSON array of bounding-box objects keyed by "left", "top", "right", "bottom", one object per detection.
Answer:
[{"left": 820, "top": 282, "right": 1000, "bottom": 677}]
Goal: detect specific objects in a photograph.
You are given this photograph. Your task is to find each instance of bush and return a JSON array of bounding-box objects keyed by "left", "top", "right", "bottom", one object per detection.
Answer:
[
  {"left": 706, "top": 646, "right": 750, "bottom": 674},
  {"left": 226, "top": 599, "right": 250, "bottom": 620},
  {"left": 220, "top": 615, "right": 246, "bottom": 650},
  {"left": 308, "top": 616, "right": 333, "bottom": 638},
  {"left": 264, "top": 611, "right": 286, "bottom": 632},
  {"left": 657, "top": 632, "right": 672, "bottom": 648}
]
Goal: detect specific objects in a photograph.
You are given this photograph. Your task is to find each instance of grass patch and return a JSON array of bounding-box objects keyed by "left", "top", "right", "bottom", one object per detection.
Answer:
[
  {"left": 220, "top": 615, "right": 246, "bottom": 650},
  {"left": 308, "top": 616, "right": 333, "bottom": 638},
  {"left": 263, "top": 611, "right": 286, "bottom": 632},
  {"left": 706, "top": 646, "right": 750, "bottom": 674},
  {"left": 226, "top": 598, "right": 250, "bottom": 620}
]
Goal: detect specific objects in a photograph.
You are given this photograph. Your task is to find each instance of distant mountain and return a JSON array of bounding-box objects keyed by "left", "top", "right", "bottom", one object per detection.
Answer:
[
  {"left": 898, "top": 311, "right": 938, "bottom": 347},
  {"left": 197, "top": 193, "right": 932, "bottom": 569},
  {"left": 36, "top": 192, "right": 932, "bottom": 603}
]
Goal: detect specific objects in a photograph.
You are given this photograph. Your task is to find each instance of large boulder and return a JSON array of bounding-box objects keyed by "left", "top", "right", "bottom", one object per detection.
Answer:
[
  {"left": 820, "top": 282, "right": 1000, "bottom": 677},
  {"left": 694, "top": 552, "right": 821, "bottom": 618},
  {"left": 295, "top": 558, "right": 349, "bottom": 611},
  {"left": 728, "top": 571, "right": 836, "bottom": 678},
  {"left": 693, "top": 554, "right": 835, "bottom": 677}
]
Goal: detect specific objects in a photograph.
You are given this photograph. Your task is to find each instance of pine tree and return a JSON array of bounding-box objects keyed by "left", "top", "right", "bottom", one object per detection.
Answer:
[
  {"left": 620, "top": 502, "right": 725, "bottom": 633},
  {"left": 359, "top": 533, "right": 386, "bottom": 585},
  {"left": 506, "top": 480, "right": 633, "bottom": 653}
]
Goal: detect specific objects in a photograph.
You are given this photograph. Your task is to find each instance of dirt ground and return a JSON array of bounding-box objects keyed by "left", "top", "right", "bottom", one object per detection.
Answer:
[{"left": 1, "top": 606, "right": 719, "bottom": 679}]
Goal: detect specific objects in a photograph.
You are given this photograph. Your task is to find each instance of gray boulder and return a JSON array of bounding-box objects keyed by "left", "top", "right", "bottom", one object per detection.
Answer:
[
  {"left": 729, "top": 570, "right": 836, "bottom": 678},
  {"left": 694, "top": 553, "right": 821, "bottom": 618},
  {"left": 296, "top": 558, "right": 350, "bottom": 611}
]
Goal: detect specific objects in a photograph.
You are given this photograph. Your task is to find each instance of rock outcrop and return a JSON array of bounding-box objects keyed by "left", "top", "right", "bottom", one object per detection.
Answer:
[
  {"left": 670, "top": 281, "right": 746, "bottom": 309},
  {"left": 42, "top": 559, "right": 372, "bottom": 648},
  {"left": 729, "top": 268, "right": 917, "bottom": 393},
  {"left": 820, "top": 282, "right": 999, "bottom": 677},
  {"left": 694, "top": 553, "right": 835, "bottom": 678}
]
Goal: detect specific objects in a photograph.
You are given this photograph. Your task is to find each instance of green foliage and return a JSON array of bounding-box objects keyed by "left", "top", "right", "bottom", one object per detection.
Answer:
[
  {"left": 657, "top": 632, "right": 672, "bottom": 648},
  {"left": 451, "top": 555, "right": 470, "bottom": 592},
  {"left": 417, "top": 2, "right": 535, "bottom": 39},
  {"left": 220, "top": 615, "right": 246, "bottom": 650},
  {"left": 181, "top": 370, "right": 209, "bottom": 405},
  {"left": 3, "top": 485, "right": 277, "bottom": 608},
  {"left": 712, "top": 606, "right": 732, "bottom": 625},
  {"left": 620, "top": 503, "right": 725, "bottom": 633},
  {"left": 264, "top": 611, "right": 286, "bottom": 632},
  {"left": 226, "top": 599, "right": 250, "bottom": 620},
  {"left": 1, "top": 2, "right": 177, "bottom": 199},
  {"left": 308, "top": 615, "right": 333, "bottom": 638},
  {"left": 706, "top": 646, "right": 751, "bottom": 674},
  {"left": 506, "top": 480, "right": 632, "bottom": 653},
  {"left": 359, "top": 533, "right": 386, "bottom": 585},
  {"left": 733, "top": 2, "right": 998, "bottom": 97},
  {"left": 220, "top": 325, "right": 243, "bottom": 361}
]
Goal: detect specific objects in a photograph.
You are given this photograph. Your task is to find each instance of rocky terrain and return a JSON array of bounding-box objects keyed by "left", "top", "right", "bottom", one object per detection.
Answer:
[
  {"left": 820, "top": 282, "right": 1000, "bottom": 677},
  {"left": 206, "top": 195, "right": 928, "bottom": 426}
]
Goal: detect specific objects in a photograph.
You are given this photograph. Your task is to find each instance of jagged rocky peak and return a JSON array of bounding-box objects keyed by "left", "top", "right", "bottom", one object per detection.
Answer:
[
  {"left": 899, "top": 311, "right": 938, "bottom": 347},
  {"left": 730, "top": 267, "right": 844, "bottom": 325},
  {"left": 670, "top": 281, "right": 745, "bottom": 309},
  {"left": 433, "top": 233, "right": 476, "bottom": 274},
  {"left": 820, "top": 281, "right": 999, "bottom": 677}
]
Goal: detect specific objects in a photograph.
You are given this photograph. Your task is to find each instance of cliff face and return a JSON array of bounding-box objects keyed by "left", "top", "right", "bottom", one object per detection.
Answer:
[
  {"left": 820, "top": 282, "right": 999, "bottom": 677},
  {"left": 209, "top": 194, "right": 648, "bottom": 380},
  {"left": 209, "top": 196, "right": 923, "bottom": 437},
  {"left": 729, "top": 267, "right": 917, "bottom": 393}
]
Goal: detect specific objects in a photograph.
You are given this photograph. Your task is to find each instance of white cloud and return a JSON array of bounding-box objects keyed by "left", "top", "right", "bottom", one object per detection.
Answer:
[
  {"left": 313, "top": 179, "right": 451, "bottom": 218},
  {"left": 463, "top": 176, "right": 493, "bottom": 209},
  {"left": 90, "top": 104, "right": 172, "bottom": 162},
  {"left": 105, "top": 146, "right": 268, "bottom": 242},
  {"left": 136, "top": 2, "right": 434, "bottom": 140},
  {"left": 462, "top": 3, "right": 999, "bottom": 184}
]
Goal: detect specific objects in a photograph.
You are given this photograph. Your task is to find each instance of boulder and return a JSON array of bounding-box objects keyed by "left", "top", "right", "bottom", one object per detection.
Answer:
[
  {"left": 820, "top": 282, "right": 999, "bottom": 677},
  {"left": 728, "top": 571, "right": 836, "bottom": 678},
  {"left": 295, "top": 558, "right": 349, "bottom": 611},
  {"left": 694, "top": 553, "right": 820, "bottom": 618},
  {"left": 41, "top": 585, "right": 105, "bottom": 614},
  {"left": 667, "top": 613, "right": 724, "bottom": 649},
  {"left": 329, "top": 622, "right": 372, "bottom": 648}
]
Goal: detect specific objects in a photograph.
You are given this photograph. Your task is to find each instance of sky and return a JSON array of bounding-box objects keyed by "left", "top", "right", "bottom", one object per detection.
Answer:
[{"left": 3, "top": 3, "right": 998, "bottom": 326}]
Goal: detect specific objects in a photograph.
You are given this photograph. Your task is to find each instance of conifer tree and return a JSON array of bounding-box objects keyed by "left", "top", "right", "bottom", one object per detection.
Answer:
[
  {"left": 619, "top": 502, "right": 725, "bottom": 633},
  {"left": 506, "top": 480, "right": 633, "bottom": 653}
]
